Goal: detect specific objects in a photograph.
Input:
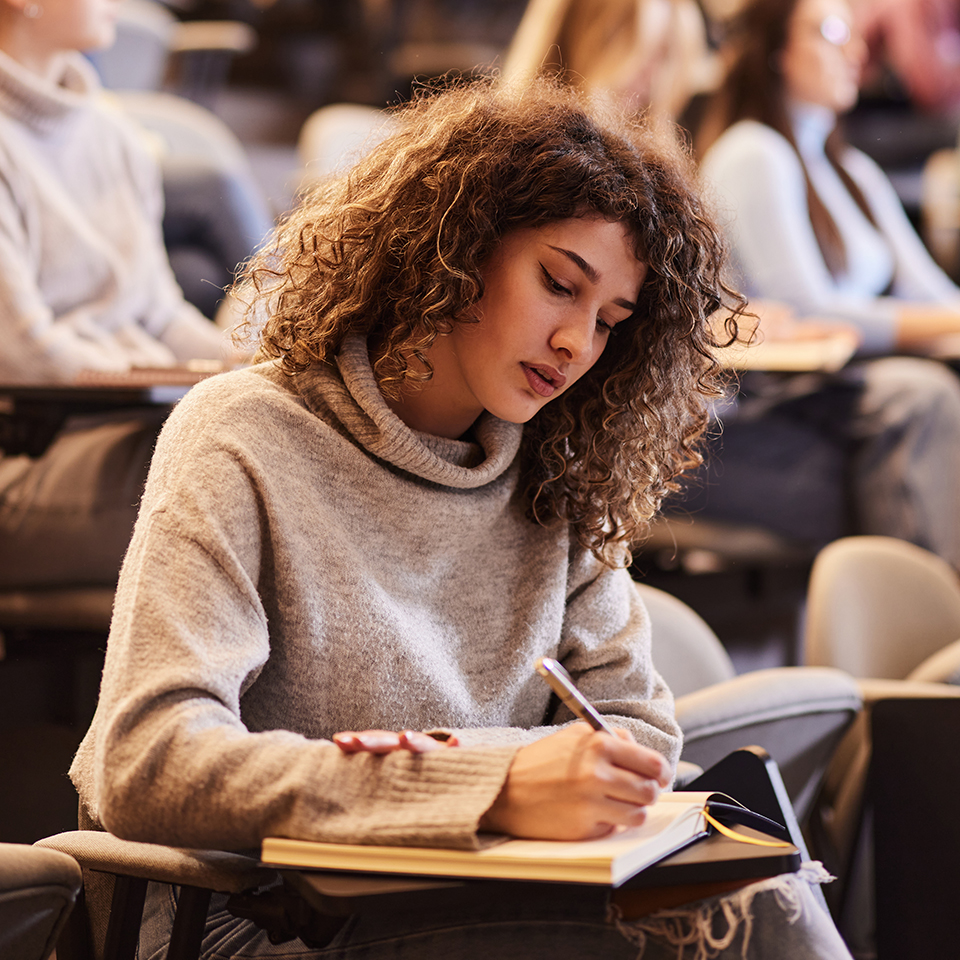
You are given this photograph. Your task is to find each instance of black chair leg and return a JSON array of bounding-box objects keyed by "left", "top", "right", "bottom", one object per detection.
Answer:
[
  {"left": 103, "top": 875, "right": 147, "bottom": 960},
  {"left": 168, "top": 885, "right": 213, "bottom": 960},
  {"left": 55, "top": 885, "right": 93, "bottom": 960}
]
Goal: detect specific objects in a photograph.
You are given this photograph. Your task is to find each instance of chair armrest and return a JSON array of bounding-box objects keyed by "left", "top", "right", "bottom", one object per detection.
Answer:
[
  {"left": 905, "top": 641, "right": 960, "bottom": 683},
  {"left": 675, "top": 667, "right": 862, "bottom": 822},
  {"left": 856, "top": 677, "right": 960, "bottom": 702},
  {"left": 35, "top": 832, "right": 276, "bottom": 893},
  {"left": 676, "top": 667, "right": 862, "bottom": 739}
]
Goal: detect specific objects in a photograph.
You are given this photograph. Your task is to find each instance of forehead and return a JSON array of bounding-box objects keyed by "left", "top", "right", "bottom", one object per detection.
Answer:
[{"left": 499, "top": 216, "right": 646, "bottom": 291}]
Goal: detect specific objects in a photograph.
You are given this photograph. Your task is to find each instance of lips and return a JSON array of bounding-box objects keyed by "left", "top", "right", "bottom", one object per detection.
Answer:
[{"left": 522, "top": 362, "right": 567, "bottom": 398}]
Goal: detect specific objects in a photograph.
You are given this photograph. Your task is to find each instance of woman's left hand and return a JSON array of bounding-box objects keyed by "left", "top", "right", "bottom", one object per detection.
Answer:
[{"left": 333, "top": 729, "right": 460, "bottom": 754}]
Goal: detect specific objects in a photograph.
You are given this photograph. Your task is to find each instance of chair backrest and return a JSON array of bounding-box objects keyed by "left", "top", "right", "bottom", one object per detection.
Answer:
[
  {"left": 0, "top": 843, "right": 81, "bottom": 960},
  {"left": 115, "top": 90, "right": 275, "bottom": 253},
  {"left": 92, "top": 0, "right": 176, "bottom": 92},
  {"left": 297, "top": 104, "right": 395, "bottom": 187},
  {"left": 804, "top": 535, "right": 960, "bottom": 679},
  {"left": 116, "top": 90, "right": 254, "bottom": 176},
  {"left": 634, "top": 582, "right": 736, "bottom": 697},
  {"left": 92, "top": 0, "right": 256, "bottom": 105}
]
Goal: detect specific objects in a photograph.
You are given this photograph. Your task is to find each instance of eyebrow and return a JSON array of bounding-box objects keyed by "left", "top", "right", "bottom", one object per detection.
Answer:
[{"left": 547, "top": 245, "right": 638, "bottom": 312}]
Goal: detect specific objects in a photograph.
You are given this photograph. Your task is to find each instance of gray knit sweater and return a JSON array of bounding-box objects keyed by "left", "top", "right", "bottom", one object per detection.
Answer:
[
  {"left": 70, "top": 338, "right": 681, "bottom": 851},
  {"left": 0, "top": 50, "right": 224, "bottom": 383}
]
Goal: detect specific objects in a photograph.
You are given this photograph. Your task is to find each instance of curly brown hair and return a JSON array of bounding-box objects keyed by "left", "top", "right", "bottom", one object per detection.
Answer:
[{"left": 239, "top": 77, "right": 742, "bottom": 566}]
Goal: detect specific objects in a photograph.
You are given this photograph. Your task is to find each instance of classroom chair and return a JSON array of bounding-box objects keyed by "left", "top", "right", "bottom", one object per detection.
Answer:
[
  {"left": 36, "top": 824, "right": 278, "bottom": 960},
  {"left": 296, "top": 102, "right": 394, "bottom": 191},
  {"left": 638, "top": 583, "right": 861, "bottom": 827},
  {"left": 32, "top": 585, "right": 858, "bottom": 958},
  {"left": 0, "top": 842, "right": 82, "bottom": 960},
  {"left": 801, "top": 535, "right": 960, "bottom": 954}
]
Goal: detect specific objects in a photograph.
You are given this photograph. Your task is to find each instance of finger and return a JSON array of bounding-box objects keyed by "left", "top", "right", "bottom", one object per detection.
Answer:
[
  {"left": 596, "top": 800, "right": 651, "bottom": 831},
  {"left": 333, "top": 731, "right": 404, "bottom": 754},
  {"left": 399, "top": 731, "right": 462, "bottom": 751},
  {"left": 602, "top": 737, "right": 672, "bottom": 787},
  {"left": 600, "top": 765, "right": 665, "bottom": 808},
  {"left": 399, "top": 731, "right": 447, "bottom": 752}
]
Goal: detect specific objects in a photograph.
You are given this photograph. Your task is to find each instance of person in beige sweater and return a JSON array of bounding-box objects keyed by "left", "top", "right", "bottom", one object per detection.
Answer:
[{"left": 72, "top": 79, "right": 853, "bottom": 958}]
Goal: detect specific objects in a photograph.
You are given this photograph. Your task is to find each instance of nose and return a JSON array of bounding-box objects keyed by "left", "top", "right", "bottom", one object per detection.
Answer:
[
  {"left": 845, "top": 30, "right": 868, "bottom": 66},
  {"left": 550, "top": 311, "right": 595, "bottom": 364}
]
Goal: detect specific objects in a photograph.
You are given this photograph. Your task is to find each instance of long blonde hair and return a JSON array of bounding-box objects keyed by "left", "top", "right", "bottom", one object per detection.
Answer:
[{"left": 501, "top": 0, "right": 716, "bottom": 121}]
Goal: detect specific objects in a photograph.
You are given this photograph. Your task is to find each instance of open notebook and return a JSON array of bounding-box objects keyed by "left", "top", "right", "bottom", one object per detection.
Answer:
[{"left": 262, "top": 791, "right": 789, "bottom": 887}]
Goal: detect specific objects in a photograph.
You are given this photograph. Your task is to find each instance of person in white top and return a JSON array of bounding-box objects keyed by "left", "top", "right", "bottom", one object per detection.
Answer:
[
  {"left": 0, "top": 0, "right": 240, "bottom": 586},
  {"left": 698, "top": 0, "right": 960, "bottom": 353}
]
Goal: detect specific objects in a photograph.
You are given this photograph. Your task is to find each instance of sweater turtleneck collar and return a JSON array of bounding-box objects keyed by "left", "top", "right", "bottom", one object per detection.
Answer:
[
  {"left": 0, "top": 49, "right": 98, "bottom": 131},
  {"left": 294, "top": 336, "right": 523, "bottom": 490},
  {"left": 788, "top": 99, "right": 837, "bottom": 158}
]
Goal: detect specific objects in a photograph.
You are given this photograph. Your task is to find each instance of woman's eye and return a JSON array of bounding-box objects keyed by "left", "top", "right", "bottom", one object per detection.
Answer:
[
  {"left": 540, "top": 265, "right": 570, "bottom": 296},
  {"left": 596, "top": 317, "right": 616, "bottom": 334}
]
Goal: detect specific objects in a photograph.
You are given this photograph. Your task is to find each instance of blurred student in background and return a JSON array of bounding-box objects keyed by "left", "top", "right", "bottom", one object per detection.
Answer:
[
  {"left": 503, "top": 0, "right": 718, "bottom": 125},
  {"left": 698, "top": 0, "right": 960, "bottom": 352},
  {"left": 0, "top": 0, "right": 244, "bottom": 586},
  {"left": 504, "top": 0, "right": 960, "bottom": 566}
]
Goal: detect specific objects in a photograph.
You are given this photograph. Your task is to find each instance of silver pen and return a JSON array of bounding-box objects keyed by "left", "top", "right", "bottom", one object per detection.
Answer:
[{"left": 534, "top": 656, "right": 618, "bottom": 736}]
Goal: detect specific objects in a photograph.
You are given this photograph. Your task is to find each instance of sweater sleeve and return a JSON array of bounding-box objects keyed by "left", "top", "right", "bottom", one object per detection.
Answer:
[
  {"left": 555, "top": 550, "right": 682, "bottom": 768},
  {"left": 70, "top": 401, "right": 516, "bottom": 853},
  {"left": 109, "top": 105, "right": 228, "bottom": 363},
  {"left": 451, "top": 549, "right": 682, "bottom": 774},
  {"left": 0, "top": 168, "right": 152, "bottom": 381},
  {"left": 700, "top": 122, "right": 900, "bottom": 353}
]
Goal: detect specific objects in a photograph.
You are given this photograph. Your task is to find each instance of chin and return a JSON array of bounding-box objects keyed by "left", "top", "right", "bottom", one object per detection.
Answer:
[
  {"left": 88, "top": 26, "right": 118, "bottom": 51},
  {"left": 485, "top": 401, "right": 542, "bottom": 425}
]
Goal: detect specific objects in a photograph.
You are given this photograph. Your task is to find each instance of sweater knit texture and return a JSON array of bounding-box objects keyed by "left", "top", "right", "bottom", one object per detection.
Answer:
[
  {"left": 70, "top": 338, "right": 681, "bottom": 851},
  {"left": 0, "top": 49, "right": 224, "bottom": 383},
  {"left": 700, "top": 104, "right": 960, "bottom": 354}
]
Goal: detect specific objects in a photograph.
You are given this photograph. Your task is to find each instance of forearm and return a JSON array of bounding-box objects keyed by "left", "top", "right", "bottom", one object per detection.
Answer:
[
  {"left": 895, "top": 302, "right": 960, "bottom": 346},
  {"left": 93, "top": 707, "right": 517, "bottom": 850}
]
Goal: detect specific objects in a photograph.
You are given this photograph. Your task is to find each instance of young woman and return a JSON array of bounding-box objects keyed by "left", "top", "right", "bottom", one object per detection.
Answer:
[
  {"left": 70, "top": 80, "right": 853, "bottom": 958},
  {"left": 698, "top": 0, "right": 960, "bottom": 352},
  {"left": 0, "top": 0, "right": 239, "bottom": 586}
]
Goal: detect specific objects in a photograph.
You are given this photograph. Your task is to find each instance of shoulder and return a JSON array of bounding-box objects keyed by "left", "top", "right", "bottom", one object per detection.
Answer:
[
  {"left": 144, "top": 363, "right": 318, "bottom": 512},
  {"left": 166, "top": 362, "right": 307, "bottom": 435},
  {"left": 702, "top": 120, "right": 803, "bottom": 181},
  {"left": 837, "top": 144, "right": 894, "bottom": 193}
]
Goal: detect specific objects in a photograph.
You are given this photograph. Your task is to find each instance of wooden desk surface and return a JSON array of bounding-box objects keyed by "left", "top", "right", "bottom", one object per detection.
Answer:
[{"left": 0, "top": 366, "right": 216, "bottom": 456}]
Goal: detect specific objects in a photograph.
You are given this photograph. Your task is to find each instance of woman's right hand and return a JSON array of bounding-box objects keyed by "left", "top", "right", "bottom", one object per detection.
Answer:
[{"left": 479, "top": 723, "right": 671, "bottom": 841}]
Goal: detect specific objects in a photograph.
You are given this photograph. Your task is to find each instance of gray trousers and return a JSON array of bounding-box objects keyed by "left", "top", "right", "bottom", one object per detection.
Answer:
[
  {"left": 673, "top": 356, "right": 960, "bottom": 569},
  {"left": 0, "top": 410, "right": 166, "bottom": 587},
  {"left": 139, "top": 863, "right": 852, "bottom": 960}
]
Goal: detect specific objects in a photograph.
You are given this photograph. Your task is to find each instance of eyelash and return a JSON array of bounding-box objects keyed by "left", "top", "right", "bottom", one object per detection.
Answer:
[{"left": 540, "top": 265, "right": 616, "bottom": 334}]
